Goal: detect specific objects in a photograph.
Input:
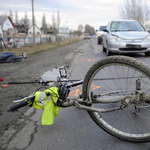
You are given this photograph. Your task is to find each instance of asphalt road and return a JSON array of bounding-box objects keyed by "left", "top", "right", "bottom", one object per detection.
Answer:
[{"left": 1, "top": 38, "right": 150, "bottom": 150}]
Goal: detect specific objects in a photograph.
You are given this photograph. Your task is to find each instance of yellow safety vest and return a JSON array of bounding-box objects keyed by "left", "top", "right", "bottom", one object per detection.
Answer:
[{"left": 32, "top": 87, "right": 60, "bottom": 125}]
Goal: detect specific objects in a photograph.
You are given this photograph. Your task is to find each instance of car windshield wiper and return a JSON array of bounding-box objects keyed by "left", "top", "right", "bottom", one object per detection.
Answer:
[
  {"left": 120, "top": 30, "right": 137, "bottom": 31},
  {"left": 111, "top": 30, "right": 138, "bottom": 32},
  {"left": 111, "top": 30, "right": 122, "bottom": 32}
]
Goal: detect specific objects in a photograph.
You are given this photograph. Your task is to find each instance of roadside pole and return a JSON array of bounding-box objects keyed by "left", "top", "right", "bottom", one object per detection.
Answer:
[{"left": 31, "top": 0, "right": 36, "bottom": 53}]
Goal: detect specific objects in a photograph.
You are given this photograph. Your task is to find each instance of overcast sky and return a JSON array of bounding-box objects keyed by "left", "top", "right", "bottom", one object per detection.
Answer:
[{"left": 0, "top": 0, "right": 124, "bottom": 30}]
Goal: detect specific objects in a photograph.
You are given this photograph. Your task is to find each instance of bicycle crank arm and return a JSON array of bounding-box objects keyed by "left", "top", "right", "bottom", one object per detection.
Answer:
[{"left": 74, "top": 101, "right": 121, "bottom": 113}]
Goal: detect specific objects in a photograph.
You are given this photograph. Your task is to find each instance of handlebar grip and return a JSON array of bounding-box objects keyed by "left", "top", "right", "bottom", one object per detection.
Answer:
[{"left": 10, "top": 101, "right": 28, "bottom": 111}]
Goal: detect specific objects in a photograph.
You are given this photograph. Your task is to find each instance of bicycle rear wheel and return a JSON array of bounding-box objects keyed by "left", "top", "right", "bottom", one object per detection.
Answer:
[{"left": 83, "top": 56, "right": 150, "bottom": 142}]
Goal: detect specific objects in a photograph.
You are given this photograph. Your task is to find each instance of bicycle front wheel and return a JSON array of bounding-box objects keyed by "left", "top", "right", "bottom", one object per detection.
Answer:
[{"left": 83, "top": 56, "right": 150, "bottom": 142}]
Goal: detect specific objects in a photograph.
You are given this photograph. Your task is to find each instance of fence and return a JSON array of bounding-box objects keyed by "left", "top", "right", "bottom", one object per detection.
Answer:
[
  {"left": 10, "top": 35, "right": 56, "bottom": 48},
  {"left": 0, "top": 34, "right": 84, "bottom": 51}
]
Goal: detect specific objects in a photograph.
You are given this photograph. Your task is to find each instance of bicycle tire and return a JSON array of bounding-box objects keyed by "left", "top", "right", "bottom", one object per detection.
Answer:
[
  {"left": 82, "top": 55, "right": 150, "bottom": 142},
  {"left": 10, "top": 101, "right": 28, "bottom": 111}
]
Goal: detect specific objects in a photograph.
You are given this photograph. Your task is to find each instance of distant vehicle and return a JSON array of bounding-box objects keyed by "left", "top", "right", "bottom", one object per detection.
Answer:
[
  {"left": 97, "top": 26, "right": 107, "bottom": 44},
  {"left": 102, "top": 20, "right": 150, "bottom": 56},
  {"left": 84, "top": 33, "right": 90, "bottom": 39}
]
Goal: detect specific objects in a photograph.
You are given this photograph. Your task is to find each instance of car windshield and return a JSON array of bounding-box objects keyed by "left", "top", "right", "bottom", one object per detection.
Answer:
[
  {"left": 110, "top": 21, "right": 145, "bottom": 32},
  {"left": 99, "top": 26, "right": 106, "bottom": 31}
]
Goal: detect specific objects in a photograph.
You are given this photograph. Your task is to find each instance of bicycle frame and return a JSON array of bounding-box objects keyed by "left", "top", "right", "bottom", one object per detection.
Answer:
[
  {"left": 10, "top": 78, "right": 133, "bottom": 113},
  {"left": 9, "top": 56, "right": 150, "bottom": 114}
]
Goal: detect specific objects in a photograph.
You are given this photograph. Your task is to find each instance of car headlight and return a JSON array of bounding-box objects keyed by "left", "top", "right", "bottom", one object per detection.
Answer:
[
  {"left": 110, "top": 36, "right": 121, "bottom": 42},
  {"left": 145, "top": 36, "right": 150, "bottom": 42}
]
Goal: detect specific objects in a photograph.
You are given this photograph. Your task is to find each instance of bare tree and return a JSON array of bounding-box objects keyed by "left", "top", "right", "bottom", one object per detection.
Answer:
[
  {"left": 70, "top": 29, "right": 74, "bottom": 36},
  {"left": 9, "top": 9, "right": 13, "bottom": 21},
  {"left": 16, "top": 17, "right": 29, "bottom": 33},
  {"left": 76, "top": 24, "right": 83, "bottom": 36},
  {"left": 24, "top": 11, "right": 30, "bottom": 28},
  {"left": 52, "top": 12, "right": 55, "bottom": 30},
  {"left": 57, "top": 11, "right": 60, "bottom": 32},
  {"left": 52, "top": 12, "right": 58, "bottom": 34},
  {"left": 52, "top": 12, "right": 57, "bottom": 32},
  {"left": 15, "top": 10, "right": 18, "bottom": 24},
  {"left": 24, "top": 12, "right": 28, "bottom": 24},
  {"left": 42, "top": 13, "right": 47, "bottom": 34},
  {"left": 84, "top": 24, "right": 95, "bottom": 35},
  {"left": 119, "top": 0, "right": 150, "bottom": 26},
  {"left": 47, "top": 23, "right": 52, "bottom": 30},
  {"left": 143, "top": 0, "right": 150, "bottom": 28},
  {"left": 14, "top": 12, "right": 30, "bottom": 33},
  {"left": 77, "top": 24, "right": 83, "bottom": 32}
]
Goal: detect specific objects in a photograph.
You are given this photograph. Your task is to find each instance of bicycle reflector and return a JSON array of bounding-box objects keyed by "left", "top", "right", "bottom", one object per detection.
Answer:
[
  {"left": 0, "top": 78, "right": 3, "bottom": 81},
  {"left": 2, "top": 84, "right": 9, "bottom": 88}
]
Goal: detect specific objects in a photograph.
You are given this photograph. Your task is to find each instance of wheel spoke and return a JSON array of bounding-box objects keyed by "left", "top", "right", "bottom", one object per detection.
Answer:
[{"left": 83, "top": 56, "right": 150, "bottom": 142}]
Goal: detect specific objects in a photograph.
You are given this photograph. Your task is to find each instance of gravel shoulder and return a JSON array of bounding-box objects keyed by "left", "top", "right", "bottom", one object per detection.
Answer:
[{"left": 0, "top": 40, "right": 87, "bottom": 138}]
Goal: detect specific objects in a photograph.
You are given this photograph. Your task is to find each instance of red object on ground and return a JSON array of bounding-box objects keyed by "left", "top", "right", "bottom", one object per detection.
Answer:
[
  {"left": 0, "top": 78, "right": 3, "bottom": 81},
  {"left": 2, "top": 84, "right": 9, "bottom": 88}
]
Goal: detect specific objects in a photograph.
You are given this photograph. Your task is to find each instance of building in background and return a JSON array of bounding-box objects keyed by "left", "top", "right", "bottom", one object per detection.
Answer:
[
  {"left": 0, "top": 15, "right": 15, "bottom": 41},
  {"left": 58, "top": 27, "right": 70, "bottom": 39},
  {"left": 28, "top": 24, "right": 42, "bottom": 35}
]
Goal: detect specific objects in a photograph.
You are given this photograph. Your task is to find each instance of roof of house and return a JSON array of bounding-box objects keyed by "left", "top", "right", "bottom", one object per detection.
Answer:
[
  {"left": 28, "top": 24, "right": 41, "bottom": 30},
  {"left": 0, "top": 15, "right": 15, "bottom": 27},
  {"left": 0, "top": 16, "right": 8, "bottom": 25}
]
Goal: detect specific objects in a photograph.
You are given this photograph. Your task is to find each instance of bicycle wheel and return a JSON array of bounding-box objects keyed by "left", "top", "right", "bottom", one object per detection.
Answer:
[{"left": 82, "top": 56, "right": 150, "bottom": 142}]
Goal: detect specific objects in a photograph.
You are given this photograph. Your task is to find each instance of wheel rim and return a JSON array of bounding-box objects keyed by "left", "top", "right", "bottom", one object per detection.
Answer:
[{"left": 87, "top": 62, "right": 150, "bottom": 139}]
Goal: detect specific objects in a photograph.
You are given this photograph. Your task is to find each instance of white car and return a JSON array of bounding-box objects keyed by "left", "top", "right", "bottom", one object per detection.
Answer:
[{"left": 102, "top": 20, "right": 150, "bottom": 56}]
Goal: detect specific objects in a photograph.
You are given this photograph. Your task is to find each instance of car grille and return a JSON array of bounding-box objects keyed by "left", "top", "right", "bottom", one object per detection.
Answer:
[{"left": 119, "top": 48, "right": 147, "bottom": 51}]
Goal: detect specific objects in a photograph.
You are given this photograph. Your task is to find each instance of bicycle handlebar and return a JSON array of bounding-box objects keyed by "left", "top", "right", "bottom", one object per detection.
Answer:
[
  {"left": 8, "top": 79, "right": 83, "bottom": 87},
  {"left": 10, "top": 101, "right": 29, "bottom": 111},
  {"left": 9, "top": 78, "right": 83, "bottom": 111}
]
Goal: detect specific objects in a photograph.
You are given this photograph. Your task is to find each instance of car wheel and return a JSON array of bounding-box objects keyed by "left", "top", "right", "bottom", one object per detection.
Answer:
[
  {"left": 145, "top": 52, "right": 150, "bottom": 56},
  {"left": 103, "top": 45, "right": 106, "bottom": 52}
]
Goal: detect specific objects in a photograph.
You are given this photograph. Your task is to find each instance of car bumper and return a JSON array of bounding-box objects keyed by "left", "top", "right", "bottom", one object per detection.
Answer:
[
  {"left": 108, "top": 41, "right": 150, "bottom": 54},
  {"left": 84, "top": 37, "right": 91, "bottom": 39}
]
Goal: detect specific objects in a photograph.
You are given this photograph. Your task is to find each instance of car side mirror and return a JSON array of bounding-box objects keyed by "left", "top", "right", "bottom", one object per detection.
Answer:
[{"left": 103, "top": 29, "right": 108, "bottom": 32}]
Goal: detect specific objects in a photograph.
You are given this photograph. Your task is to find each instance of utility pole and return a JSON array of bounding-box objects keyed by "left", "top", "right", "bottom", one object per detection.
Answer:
[
  {"left": 57, "top": 11, "right": 60, "bottom": 35},
  {"left": 31, "top": 0, "right": 36, "bottom": 53}
]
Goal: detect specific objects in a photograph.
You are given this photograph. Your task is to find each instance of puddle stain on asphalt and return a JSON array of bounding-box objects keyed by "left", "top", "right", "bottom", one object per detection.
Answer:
[{"left": 41, "top": 66, "right": 69, "bottom": 86}]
